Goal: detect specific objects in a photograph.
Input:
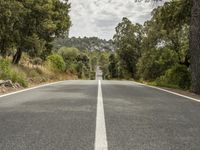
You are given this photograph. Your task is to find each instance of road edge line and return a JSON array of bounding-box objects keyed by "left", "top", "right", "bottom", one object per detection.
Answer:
[
  {"left": 94, "top": 80, "right": 108, "bottom": 150},
  {"left": 133, "top": 81, "right": 200, "bottom": 103},
  {"left": 0, "top": 80, "right": 66, "bottom": 98}
]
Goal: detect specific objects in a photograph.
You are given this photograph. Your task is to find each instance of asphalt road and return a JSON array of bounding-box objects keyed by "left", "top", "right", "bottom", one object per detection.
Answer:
[{"left": 0, "top": 79, "right": 200, "bottom": 150}]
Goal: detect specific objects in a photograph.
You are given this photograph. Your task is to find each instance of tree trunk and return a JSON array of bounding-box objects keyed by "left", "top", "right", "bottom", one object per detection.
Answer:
[
  {"left": 190, "top": 0, "right": 200, "bottom": 94},
  {"left": 0, "top": 39, "right": 7, "bottom": 57},
  {"left": 12, "top": 47, "right": 22, "bottom": 64}
]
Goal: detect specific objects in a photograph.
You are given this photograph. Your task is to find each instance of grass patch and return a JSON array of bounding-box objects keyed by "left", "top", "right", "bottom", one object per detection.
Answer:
[
  {"left": 0, "top": 59, "right": 28, "bottom": 87},
  {"left": 147, "top": 81, "right": 180, "bottom": 89}
]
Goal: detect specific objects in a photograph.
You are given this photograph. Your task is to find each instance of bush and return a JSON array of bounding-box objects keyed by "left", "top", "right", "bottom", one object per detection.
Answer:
[
  {"left": 47, "top": 54, "right": 66, "bottom": 72},
  {"left": 156, "top": 64, "right": 191, "bottom": 89},
  {"left": 0, "top": 59, "right": 28, "bottom": 87},
  {"left": 11, "top": 69, "right": 28, "bottom": 87},
  {"left": 66, "top": 63, "right": 77, "bottom": 74},
  {"left": 137, "top": 48, "right": 178, "bottom": 80},
  {"left": 58, "top": 47, "right": 79, "bottom": 63},
  {"left": 0, "top": 59, "right": 11, "bottom": 79}
]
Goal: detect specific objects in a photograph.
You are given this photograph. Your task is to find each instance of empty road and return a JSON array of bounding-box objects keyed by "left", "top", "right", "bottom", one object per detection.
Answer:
[{"left": 0, "top": 79, "right": 200, "bottom": 149}]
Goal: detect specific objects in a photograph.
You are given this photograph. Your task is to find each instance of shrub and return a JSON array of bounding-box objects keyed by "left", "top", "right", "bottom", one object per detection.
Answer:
[
  {"left": 0, "top": 59, "right": 28, "bottom": 87},
  {"left": 11, "top": 69, "right": 28, "bottom": 87},
  {"left": 137, "top": 48, "right": 178, "bottom": 80},
  {"left": 47, "top": 54, "right": 66, "bottom": 72},
  {"left": 156, "top": 64, "right": 191, "bottom": 89},
  {"left": 58, "top": 47, "right": 79, "bottom": 63},
  {"left": 66, "top": 63, "right": 77, "bottom": 74},
  {"left": 0, "top": 59, "right": 12, "bottom": 79}
]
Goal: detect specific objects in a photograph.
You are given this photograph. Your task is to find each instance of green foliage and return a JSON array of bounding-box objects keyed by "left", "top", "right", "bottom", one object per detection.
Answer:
[
  {"left": 47, "top": 54, "right": 66, "bottom": 72},
  {"left": 98, "top": 52, "right": 110, "bottom": 79},
  {"left": 58, "top": 47, "right": 79, "bottom": 64},
  {"left": 0, "top": 0, "right": 26, "bottom": 57},
  {"left": 76, "top": 53, "right": 89, "bottom": 67},
  {"left": 113, "top": 17, "right": 143, "bottom": 77},
  {"left": 0, "top": 59, "right": 27, "bottom": 87},
  {"left": 53, "top": 37, "right": 114, "bottom": 51},
  {"left": 25, "top": 34, "right": 46, "bottom": 58},
  {"left": 0, "top": 0, "right": 71, "bottom": 64},
  {"left": 75, "top": 62, "right": 89, "bottom": 79},
  {"left": 156, "top": 64, "right": 191, "bottom": 89},
  {"left": 154, "top": 0, "right": 191, "bottom": 31},
  {"left": 137, "top": 48, "right": 178, "bottom": 80},
  {"left": 105, "top": 0, "right": 192, "bottom": 91},
  {"left": 108, "top": 54, "right": 118, "bottom": 78},
  {"left": 0, "top": 59, "right": 12, "bottom": 79},
  {"left": 10, "top": 68, "right": 28, "bottom": 87},
  {"left": 56, "top": 47, "right": 91, "bottom": 79}
]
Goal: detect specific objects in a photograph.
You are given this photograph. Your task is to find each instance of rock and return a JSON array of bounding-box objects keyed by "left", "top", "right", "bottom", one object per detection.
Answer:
[
  {"left": 4, "top": 80, "right": 13, "bottom": 87},
  {"left": 0, "top": 80, "right": 22, "bottom": 89},
  {"left": 15, "top": 83, "right": 21, "bottom": 88}
]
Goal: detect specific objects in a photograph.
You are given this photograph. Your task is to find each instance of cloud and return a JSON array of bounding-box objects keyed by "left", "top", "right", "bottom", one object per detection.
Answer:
[{"left": 69, "top": 0, "right": 165, "bottom": 40}]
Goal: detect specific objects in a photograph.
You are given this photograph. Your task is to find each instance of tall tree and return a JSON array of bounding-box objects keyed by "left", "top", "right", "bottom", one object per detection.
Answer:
[
  {"left": 113, "top": 17, "right": 143, "bottom": 78},
  {"left": 0, "top": 0, "right": 26, "bottom": 57},
  {"left": 155, "top": 0, "right": 200, "bottom": 93},
  {"left": 11, "top": 0, "right": 71, "bottom": 64},
  {"left": 108, "top": 53, "right": 118, "bottom": 78},
  {"left": 190, "top": 0, "right": 200, "bottom": 94}
]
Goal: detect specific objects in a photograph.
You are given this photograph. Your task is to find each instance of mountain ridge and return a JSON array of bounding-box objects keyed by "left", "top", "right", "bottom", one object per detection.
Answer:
[{"left": 53, "top": 37, "right": 115, "bottom": 51}]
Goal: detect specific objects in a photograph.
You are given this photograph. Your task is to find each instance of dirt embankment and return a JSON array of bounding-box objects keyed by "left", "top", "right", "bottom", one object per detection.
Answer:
[{"left": 0, "top": 74, "right": 77, "bottom": 95}]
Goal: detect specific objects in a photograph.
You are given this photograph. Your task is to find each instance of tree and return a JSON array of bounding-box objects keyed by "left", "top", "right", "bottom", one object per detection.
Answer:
[
  {"left": 76, "top": 52, "right": 89, "bottom": 68},
  {"left": 152, "top": 1, "right": 191, "bottom": 66},
  {"left": 190, "top": 0, "right": 200, "bottom": 94},
  {"left": 10, "top": 0, "right": 71, "bottom": 64},
  {"left": 108, "top": 54, "right": 118, "bottom": 78},
  {"left": 98, "top": 52, "right": 110, "bottom": 79},
  {"left": 0, "top": 0, "right": 26, "bottom": 57},
  {"left": 113, "top": 17, "right": 143, "bottom": 78},
  {"left": 58, "top": 47, "right": 79, "bottom": 63},
  {"left": 137, "top": 47, "right": 178, "bottom": 80},
  {"left": 154, "top": 0, "right": 200, "bottom": 93},
  {"left": 136, "top": 3, "right": 190, "bottom": 81}
]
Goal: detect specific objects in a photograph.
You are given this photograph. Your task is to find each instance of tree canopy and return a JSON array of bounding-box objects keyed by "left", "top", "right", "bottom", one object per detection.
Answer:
[{"left": 0, "top": 0, "right": 71, "bottom": 64}]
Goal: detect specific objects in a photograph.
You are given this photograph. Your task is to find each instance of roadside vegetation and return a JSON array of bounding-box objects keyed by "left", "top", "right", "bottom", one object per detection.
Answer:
[
  {"left": 0, "top": 0, "right": 98, "bottom": 91},
  {"left": 0, "top": 46, "right": 102, "bottom": 89},
  {"left": 0, "top": 0, "right": 72, "bottom": 90},
  {"left": 100, "top": 0, "right": 193, "bottom": 92}
]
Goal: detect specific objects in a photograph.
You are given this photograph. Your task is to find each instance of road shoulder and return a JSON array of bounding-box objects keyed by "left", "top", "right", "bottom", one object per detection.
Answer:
[{"left": 134, "top": 81, "right": 200, "bottom": 102}]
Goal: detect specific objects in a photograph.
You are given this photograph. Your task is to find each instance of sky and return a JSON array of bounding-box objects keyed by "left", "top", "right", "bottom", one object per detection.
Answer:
[{"left": 69, "top": 0, "right": 165, "bottom": 40}]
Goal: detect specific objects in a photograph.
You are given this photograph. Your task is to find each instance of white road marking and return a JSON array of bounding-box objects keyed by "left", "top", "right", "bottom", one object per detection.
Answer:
[
  {"left": 133, "top": 81, "right": 200, "bottom": 103},
  {"left": 0, "top": 81, "right": 65, "bottom": 98},
  {"left": 95, "top": 80, "right": 108, "bottom": 150}
]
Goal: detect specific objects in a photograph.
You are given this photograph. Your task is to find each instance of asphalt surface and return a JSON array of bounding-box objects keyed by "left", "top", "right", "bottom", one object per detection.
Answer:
[
  {"left": 0, "top": 81, "right": 97, "bottom": 150},
  {"left": 0, "top": 79, "right": 200, "bottom": 150},
  {"left": 102, "top": 81, "right": 200, "bottom": 150}
]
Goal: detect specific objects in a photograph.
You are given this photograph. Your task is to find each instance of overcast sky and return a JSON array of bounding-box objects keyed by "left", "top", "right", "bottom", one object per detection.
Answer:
[{"left": 69, "top": 0, "right": 164, "bottom": 40}]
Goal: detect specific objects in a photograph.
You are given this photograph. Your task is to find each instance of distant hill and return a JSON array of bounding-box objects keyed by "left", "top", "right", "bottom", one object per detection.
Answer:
[{"left": 53, "top": 37, "right": 115, "bottom": 51}]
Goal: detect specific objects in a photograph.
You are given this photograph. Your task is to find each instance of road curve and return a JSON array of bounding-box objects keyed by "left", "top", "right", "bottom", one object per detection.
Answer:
[{"left": 0, "top": 80, "right": 200, "bottom": 150}]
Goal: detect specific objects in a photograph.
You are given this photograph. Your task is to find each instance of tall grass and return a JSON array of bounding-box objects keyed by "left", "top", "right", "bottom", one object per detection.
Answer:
[{"left": 0, "top": 59, "right": 28, "bottom": 87}]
